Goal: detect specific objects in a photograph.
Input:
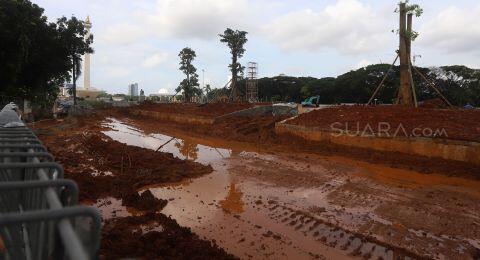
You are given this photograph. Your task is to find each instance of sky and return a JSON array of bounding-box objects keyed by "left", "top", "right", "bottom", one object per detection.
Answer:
[{"left": 33, "top": 0, "right": 480, "bottom": 95}]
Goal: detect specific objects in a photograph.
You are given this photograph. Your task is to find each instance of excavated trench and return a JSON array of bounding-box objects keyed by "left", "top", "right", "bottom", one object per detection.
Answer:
[{"left": 99, "top": 118, "right": 480, "bottom": 259}]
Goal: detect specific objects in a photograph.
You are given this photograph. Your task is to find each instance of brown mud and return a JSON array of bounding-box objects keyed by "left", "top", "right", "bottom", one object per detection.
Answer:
[
  {"left": 101, "top": 212, "right": 236, "bottom": 259},
  {"left": 31, "top": 108, "right": 480, "bottom": 259},
  {"left": 137, "top": 102, "right": 257, "bottom": 117},
  {"left": 31, "top": 114, "right": 234, "bottom": 259},
  {"left": 125, "top": 110, "right": 480, "bottom": 180},
  {"left": 105, "top": 112, "right": 480, "bottom": 259},
  {"left": 288, "top": 105, "right": 480, "bottom": 142}
]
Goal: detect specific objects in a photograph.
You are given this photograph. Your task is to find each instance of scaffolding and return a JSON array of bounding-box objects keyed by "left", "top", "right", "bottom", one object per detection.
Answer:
[{"left": 245, "top": 62, "right": 258, "bottom": 103}]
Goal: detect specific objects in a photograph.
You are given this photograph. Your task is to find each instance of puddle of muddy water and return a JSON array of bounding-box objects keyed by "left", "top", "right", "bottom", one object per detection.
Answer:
[
  {"left": 98, "top": 118, "right": 432, "bottom": 259},
  {"left": 102, "top": 118, "right": 231, "bottom": 165},
  {"left": 89, "top": 197, "right": 143, "bottom": 221}
]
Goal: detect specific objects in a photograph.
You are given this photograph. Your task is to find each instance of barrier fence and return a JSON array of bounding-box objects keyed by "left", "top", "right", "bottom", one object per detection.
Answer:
[{"left": 0, "top": 103, "right": 101, "bottom": 260}]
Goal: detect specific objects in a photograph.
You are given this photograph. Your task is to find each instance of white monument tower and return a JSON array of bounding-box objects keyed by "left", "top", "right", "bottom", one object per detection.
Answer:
[
  {"left": 83, "top": 16, "right": 92, "bottom": 90},
  {"left": 77, "top": 16, "right": 102, "bottom": 100}
]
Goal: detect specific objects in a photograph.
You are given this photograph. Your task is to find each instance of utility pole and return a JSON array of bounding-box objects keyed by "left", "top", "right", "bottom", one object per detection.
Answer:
[{"left": 397, "top": 2, "right": 413, "bottom": 106}]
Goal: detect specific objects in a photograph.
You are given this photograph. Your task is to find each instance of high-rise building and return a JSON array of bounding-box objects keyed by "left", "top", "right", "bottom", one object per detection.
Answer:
[{"left": 128, "top": 83, "right": 139, "bottom": 97}]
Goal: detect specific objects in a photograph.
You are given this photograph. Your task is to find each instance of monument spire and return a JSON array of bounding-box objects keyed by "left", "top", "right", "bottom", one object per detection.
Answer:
[{"left": 83, "top": 16, "right": 92, "bottom": 90}]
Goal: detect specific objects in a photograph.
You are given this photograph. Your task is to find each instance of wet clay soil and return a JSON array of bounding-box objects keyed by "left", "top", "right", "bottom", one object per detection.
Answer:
[
  {"left": 32, "top": 115, "right": 235, "bottom": 259},
  {"left": 288, "top": 105, "right": 480, "bottom": 142},
  {"left": 31, "top": 109, "right": 480, "bottom": 259},
  {"left": 137, "top": 102, "right": 257, "bottom": 117},
  {"left": 126, "top": 110, "right": 480, "bottom": 180},
  {"left": 104, "top": 114, "right": 480, "bottom": 259}
]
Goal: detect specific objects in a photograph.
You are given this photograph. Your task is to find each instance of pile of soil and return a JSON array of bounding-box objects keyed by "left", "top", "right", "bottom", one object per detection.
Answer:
[
  {"left": 101, "top": 212, "right": 237, "bottom": 260},
  {"left": 193, "top": 115, "right": 289, "bottom": 143},
  {"left": 126, "top": 110, "right": 480, "bottom": 180},
  {"left": 287, "top": 105, "right": 480, "bottom": 142},
  {"left": 419, "top": 98, "right": 450, "bottom": 109},
  {"left": 137, "top": 102, "right": 257, "bottom": 117},
  {"left": 43, "top": 132, "right": 212, "bottom": 205},
  {"left": 34, "top": 116, "right": 235, "bottom": 259}
]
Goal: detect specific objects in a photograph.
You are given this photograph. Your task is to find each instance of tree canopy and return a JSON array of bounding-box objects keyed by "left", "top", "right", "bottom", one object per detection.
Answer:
[
  {"left": 209, "top": 64, "right": 479, "bottom": 107},
  {"left": 57, "top": 16, "right": 93, "bottom": 105},
  {"left": 0, "top": 0, "right": 93, "bottom": 108},
  {"left": 219, "top": 28, "right": 248, "bottom": 101},
  {"left": 176, "top": 47, "right": 202, "bottom": 102}
]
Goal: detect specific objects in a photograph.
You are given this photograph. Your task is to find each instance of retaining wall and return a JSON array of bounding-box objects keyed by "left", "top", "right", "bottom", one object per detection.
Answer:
[
  {"left": 131, "top": 110, "right": 215, "bottom": 125},
  {"left": 275, "top": 121, "right": 480, "bottom": 166}
]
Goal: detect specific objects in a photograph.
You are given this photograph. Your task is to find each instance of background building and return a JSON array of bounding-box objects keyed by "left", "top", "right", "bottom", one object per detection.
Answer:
[
  {"left": 59, "top": 83, "right": 74, "bottom": 97},
  {"left": 128, "top": 83, "right": 139, "bottom": 97}
]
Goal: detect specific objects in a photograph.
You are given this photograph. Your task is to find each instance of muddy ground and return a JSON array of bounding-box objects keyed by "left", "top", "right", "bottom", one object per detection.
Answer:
[
  {"left": 288, "top": 105, "right": 480, "bottom": 142},
  {"left": 125, "top": 108, "right": 480, "bottom": 180},
  {"left": 137, "top": 102, "right": 257, "bottom": 117},
  {"left": 32, "top": 106, "right": 480, "bottom": 259},
  {"left": 32, "top": 114, "right": 236, "bottom": 259}
]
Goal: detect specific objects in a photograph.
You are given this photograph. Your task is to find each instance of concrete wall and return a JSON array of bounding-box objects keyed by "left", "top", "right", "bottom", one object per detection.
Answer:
[
  {"left": 131, "top": 110, "right": 214, "bottom": 125},
  {"left": 275, "top": 122, "right": 480, "bottom": 166}
]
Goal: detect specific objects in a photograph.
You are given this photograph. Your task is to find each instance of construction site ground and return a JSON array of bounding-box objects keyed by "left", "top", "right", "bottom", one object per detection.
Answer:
[
  {"left": 137, "top": 102, "right": 257, "bottom": 117},
  {"left": 32, "top": 104, "right": 480, "bottom": 259},
  {"left": 288, "top": 105, "right": 480, "bottom": 142}
]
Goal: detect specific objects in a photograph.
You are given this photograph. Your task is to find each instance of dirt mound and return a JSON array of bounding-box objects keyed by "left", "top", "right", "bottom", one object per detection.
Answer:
[
  {"left": 101, "top": 212, "right": 237, "bottom": 259},
  {"left": 287, "top": 105, "right": 480, "bottom": 142},
  {"left": 46, "top": 132, "right": 212, "bottom": 204},
  {"left": 35, "top": 117, "right": 214, "bottom": 209},
  {"left": 419, "top": 98, "right": 449, "bottom": 109},
  {"left": 137, "top": 102, "right": 257, "bottom": 117},
  {"left": 126, "top": 110, "right": 480, "bottom": 179},
  {"left": 34, "top": 116, "right": 233, "bottom": 259},
  {"left": 123, "top": 190, "right": 168, "bottom": 211}
]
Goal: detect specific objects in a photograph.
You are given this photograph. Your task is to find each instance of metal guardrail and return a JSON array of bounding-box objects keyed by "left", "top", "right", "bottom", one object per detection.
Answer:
[{"left": 0, "top": 103, "right": 101, "bottom": 260}]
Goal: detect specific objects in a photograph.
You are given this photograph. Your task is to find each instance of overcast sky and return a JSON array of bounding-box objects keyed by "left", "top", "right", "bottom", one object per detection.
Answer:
[{"left": 33, "top": 0, "right": 480, "bottom": 95}]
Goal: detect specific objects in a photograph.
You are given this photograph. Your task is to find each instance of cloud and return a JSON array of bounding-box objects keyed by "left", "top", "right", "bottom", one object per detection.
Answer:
[
  {"left": 101, "top": 23, "right": 146, "bottom": 45},
  {"left": 158, "top": 88, "right": 169, "bottom": 94},
  {"left": 100, "top": 0, "right": 255, "bottom": 44},
  {"left": 103, "top": 66, "right": 134, "bottom": 78},
  {"left": 142, "top": 52, "right": 169, "bottom": 68},
  {"left": 354, "top": 59, "right": 372, "bottom": 69},
  {"left": 418, "top": 5, "right": 480, "bottom": 54},
  {"left": 263, "top": 0, "right": 390, "bottom": 54}
]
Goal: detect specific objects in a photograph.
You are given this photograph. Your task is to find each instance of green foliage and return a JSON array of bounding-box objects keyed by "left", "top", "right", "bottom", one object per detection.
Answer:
[
  {"left": 396, "top": 1, "right": 423, "bottom": 17},
  {"left": 393, "top": 1, "right": 422, "bottom": 41},
  {"left": 254, "top": 65, "right": 479, "bottom": 107},
  {"left": 176, "top": 47, "right": 202, "bottom": 102},
  {"left": 0, "top": 0, "right": 93, "bottom": 108},
  {"left": 57, "top": 16, "right": 94, "bottom": 105},
  {"left": 406, "top": 30, "right": 419, "bottom": 41},
  {"left": 219, "top": 28, "right": 248, "bottom": 99},
  {"left": 406, "top": 4, "right": 423, "bottom": 17}
]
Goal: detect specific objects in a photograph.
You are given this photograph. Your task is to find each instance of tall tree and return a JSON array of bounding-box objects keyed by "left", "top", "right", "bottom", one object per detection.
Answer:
[
  {"left": 176, "top": 47, "right": 201, "bottom": 102},
  {"left": 219, "top": 28, "right": 248, "bottom": 101},
  {"left": 0, "top": 0, "right": 70, "bottom": 108},
  {"left": 57, "top": 16, "right": 93, "bottom": 106}
]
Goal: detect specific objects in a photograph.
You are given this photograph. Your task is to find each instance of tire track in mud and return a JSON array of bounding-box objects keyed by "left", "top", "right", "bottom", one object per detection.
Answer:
[{"left": 242, "top": 198, "right": 426, "bottom": 260}]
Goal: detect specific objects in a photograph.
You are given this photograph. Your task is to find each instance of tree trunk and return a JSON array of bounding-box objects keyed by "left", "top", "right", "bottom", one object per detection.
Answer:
[
  {"left": 72, "top": 57, "right": 77, "bottom": 106},
  {"left": 397, "top": 3, "right": 413, "bottom": 106},
  {"left": 230, "top": 55, "right": 238, "bottom": 101},
  {"left": 407, "top": 13, "right": 417, "bottom": 107},
  {"left": 186, "top": 70, "right": 190, "bottom": 103}
]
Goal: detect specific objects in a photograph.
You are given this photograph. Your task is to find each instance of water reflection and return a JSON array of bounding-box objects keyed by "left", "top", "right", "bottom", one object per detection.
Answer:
[
  {"left": 175, "top": 140, "right": 199, "bottom": 161},
  {"left": 102, "top": 118, "right": 232, "bottom": 165},
  {"left": 219, "top": 182, "right": 245, "bottom": 214}
]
